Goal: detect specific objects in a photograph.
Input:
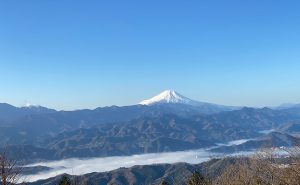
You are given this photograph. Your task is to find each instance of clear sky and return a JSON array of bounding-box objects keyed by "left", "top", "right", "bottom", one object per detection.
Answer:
[{"left": 0, "top": 0, "right": 300, "bottom": 110}]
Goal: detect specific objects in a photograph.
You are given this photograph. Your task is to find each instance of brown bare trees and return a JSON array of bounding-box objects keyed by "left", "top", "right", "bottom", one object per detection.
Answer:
[
  {"left": 57, "top": 175, "right": 87, "bottom": 185},
  {"left": 214, "top": 147, "right": 300, "bottom": 185},
  {"left": 0, "top": 150, "right": 23, "bottom": 185},
  {"left": 187, "top": 171, "right": 210, "bottom": 185}
]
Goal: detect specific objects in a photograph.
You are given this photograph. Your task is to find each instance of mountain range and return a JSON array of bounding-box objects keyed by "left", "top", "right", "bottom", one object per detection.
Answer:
[
  {"left": 1, "top": 90, "right": 300, "bottom": 184},
  {"left": 0, "top": 90, "right": 300, "bottom": 163}
]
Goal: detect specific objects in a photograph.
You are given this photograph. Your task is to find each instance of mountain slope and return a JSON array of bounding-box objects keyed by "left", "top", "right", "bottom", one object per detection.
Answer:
[
  {"left": 0, "top": 107, "right": 298, "bottom": 162},
  {"left": 0, "top": 103, "right": 56, "bottom": 122},
  {"left": 0, "top": 100, "right": 240, "bottom": 147},
  {"left": 3, "top": 107, "right": 296, "bottom": 162},
  {"left": 27, "top": 163, "right": 201, "bottom": 185},
  {"left": 140, "top": 90, "right": 239, "bottom": 114},
  {"left": 211, "top": 132, "right": 300, "bottom": 153}
]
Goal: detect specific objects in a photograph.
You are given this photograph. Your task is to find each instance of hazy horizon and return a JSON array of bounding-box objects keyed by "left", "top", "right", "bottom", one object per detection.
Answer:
[{"left": 0, "top": 89, "right": 299, "bottom": 111}]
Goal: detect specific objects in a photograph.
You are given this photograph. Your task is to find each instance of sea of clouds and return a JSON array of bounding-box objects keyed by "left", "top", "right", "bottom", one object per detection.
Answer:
[{"left": 22, "top": 139, "right": 253, "bottom": 182}]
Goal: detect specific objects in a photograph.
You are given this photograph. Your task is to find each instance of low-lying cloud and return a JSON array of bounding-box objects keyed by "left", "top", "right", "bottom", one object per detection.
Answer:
[{"left": 22, "top": 140, "right": 255, "bottom": 182}]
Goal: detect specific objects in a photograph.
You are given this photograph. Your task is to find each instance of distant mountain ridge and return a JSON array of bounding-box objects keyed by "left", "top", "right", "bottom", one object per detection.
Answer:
[
  {"left": 0, "top": 103, "right": 56, "bottom": 121},
  {"left": 0, "top": 90, "right": 238, "bottom": 122},
  {"left": 2, "top": 107, "right": 300, "bottom": 163},
  {"left": 1, "top": 92, "right": 300, "bottom": 163},
  {"left": 275, "top": 103, "right": 300, "bottom": 110}
]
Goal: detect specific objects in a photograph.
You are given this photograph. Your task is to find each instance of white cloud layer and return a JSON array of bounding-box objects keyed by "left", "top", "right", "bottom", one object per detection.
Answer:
[{"left": 22, "top": 144, "right": 254, "bottom": 182}]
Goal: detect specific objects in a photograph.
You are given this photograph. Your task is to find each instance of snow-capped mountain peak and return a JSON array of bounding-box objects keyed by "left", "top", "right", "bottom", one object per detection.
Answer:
[{"left": 139, "top": 90, "right": 195, "bottom": 105}]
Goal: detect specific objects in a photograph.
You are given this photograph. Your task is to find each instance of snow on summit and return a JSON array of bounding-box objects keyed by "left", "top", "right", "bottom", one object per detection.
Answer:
[
  {"left": 139, "top": 90, "right": 196, "bottom": 105},
  {"left": 138, "top": 90, "right": 239, "bottom": 113}
]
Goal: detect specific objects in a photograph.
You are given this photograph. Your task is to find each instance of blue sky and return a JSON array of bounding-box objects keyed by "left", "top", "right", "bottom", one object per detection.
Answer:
[{"left": 0, "top": 0, "right": 300, "bottom": 110}]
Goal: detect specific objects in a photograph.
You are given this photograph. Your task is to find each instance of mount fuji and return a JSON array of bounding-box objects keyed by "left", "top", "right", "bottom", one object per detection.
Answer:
[
  {"left": 139, "top": 90, "right": 239, "bottom": 114},
  {"left": 139, "top": 90, "right": 196, "bottom": 105}
]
